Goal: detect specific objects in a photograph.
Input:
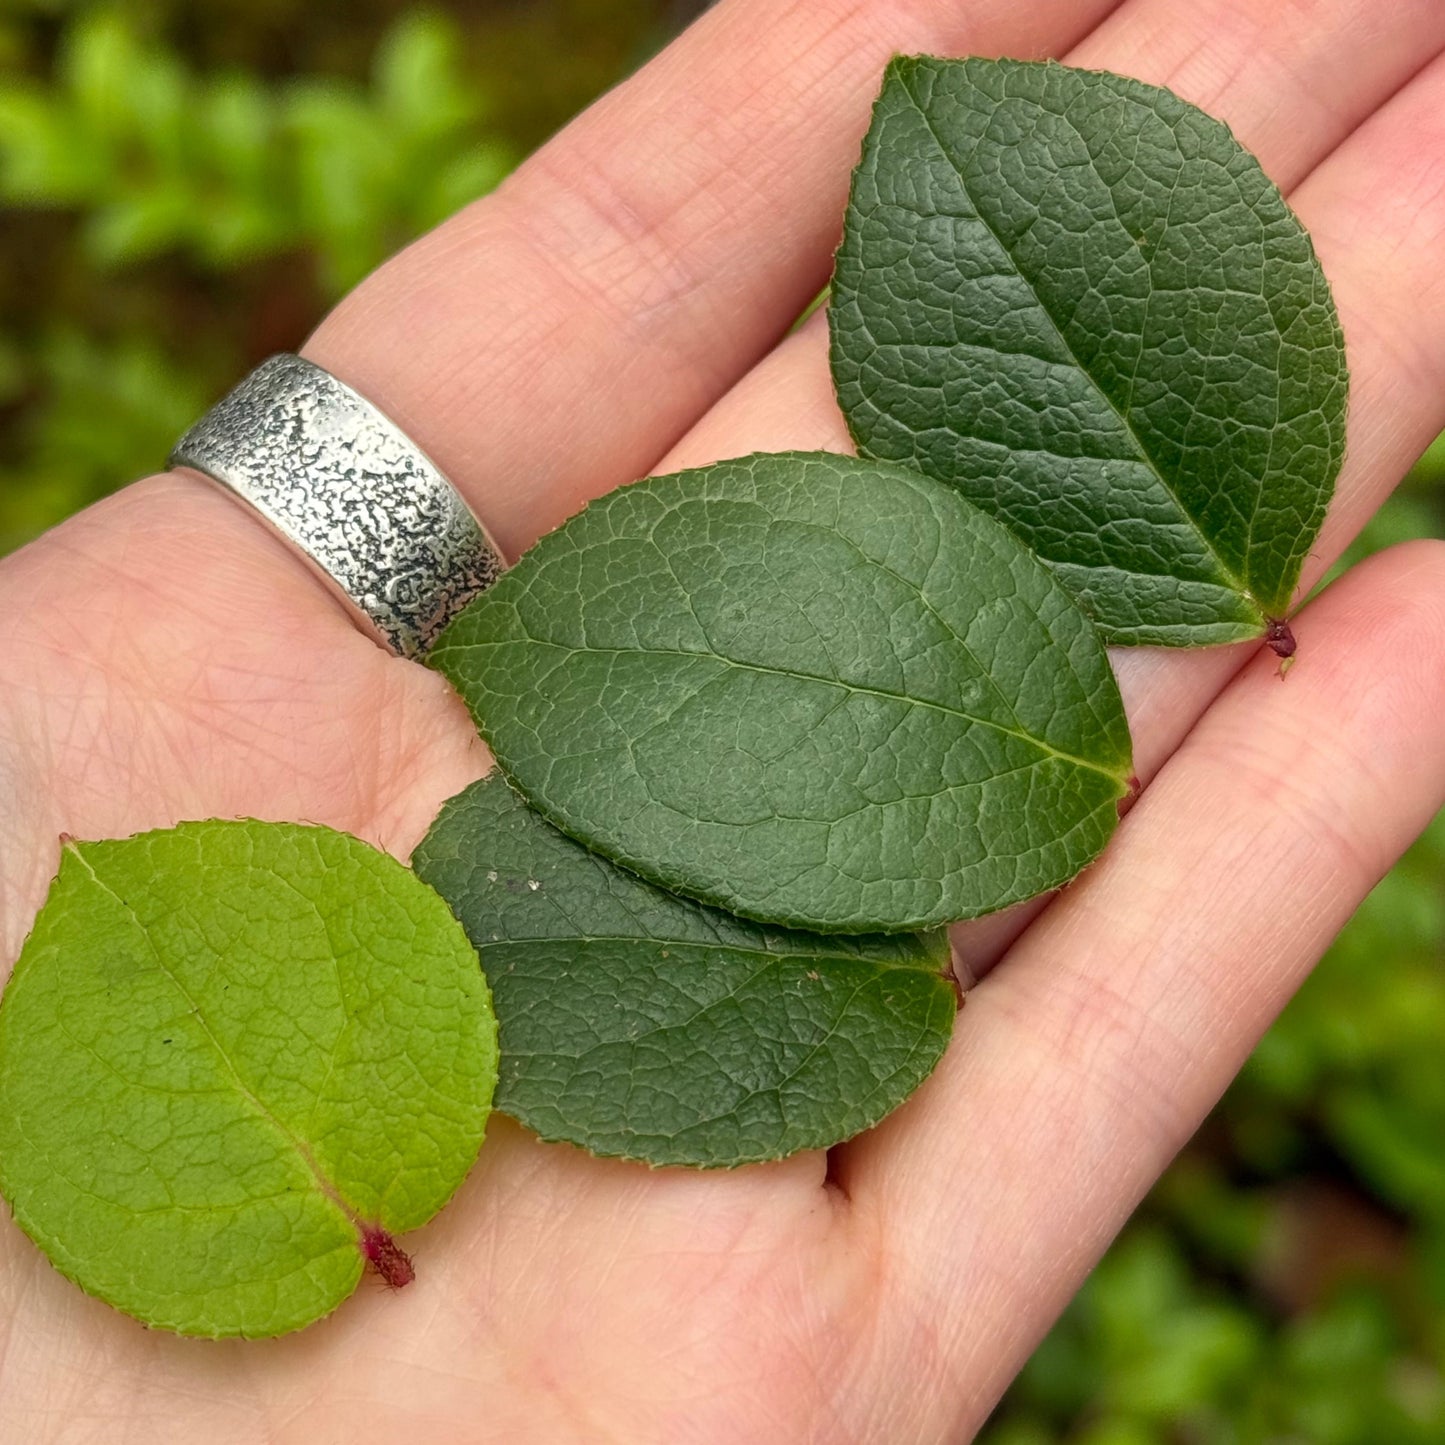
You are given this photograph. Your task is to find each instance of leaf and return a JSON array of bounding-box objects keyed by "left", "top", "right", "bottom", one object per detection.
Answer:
[
  {"left": 0, "top": 821, "right": 497, "bottom": 1338},
  {"left": 431, "top": 451, "right": 1132, "bottom": 934},
  {"left": 829, "top": 57, "right": 1348, "bottom": 647},
  {"left": 412, "top": 774, "right": 956, "bottom": 1167}
]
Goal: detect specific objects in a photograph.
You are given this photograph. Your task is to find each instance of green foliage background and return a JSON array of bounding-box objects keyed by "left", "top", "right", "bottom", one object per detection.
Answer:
[
  {"left": 0, "top": 0, "right": 686, "bottom": 551},
  {"left": 1, "top": 4, "right": 1442, "bottom": 1437}
]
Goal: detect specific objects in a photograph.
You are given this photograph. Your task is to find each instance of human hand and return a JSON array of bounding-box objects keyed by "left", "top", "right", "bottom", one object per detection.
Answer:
[{"left": 2, "top": 1, "right": 1444, "bottom": 1440}]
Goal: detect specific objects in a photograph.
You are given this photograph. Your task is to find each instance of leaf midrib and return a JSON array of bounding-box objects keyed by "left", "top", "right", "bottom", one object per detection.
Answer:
[
  {"left": 893, "top": 64, "right": 1256, "bottom": 610},
  {"left": 67, "top": 844, "right": 372, "bottom": 1245},
  {"left": 484, "top": 933, "right": 946, "bottom": 976},
  {"left": 498, "top": 944, "right": 948, "bottom": 1121},
  {"left": 458, "top": 634, "right": 1128, "bottom": 787}
]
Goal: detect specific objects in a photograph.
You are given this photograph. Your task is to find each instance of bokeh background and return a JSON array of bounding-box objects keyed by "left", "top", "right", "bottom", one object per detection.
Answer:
[{"left": 1, "top": 4, "right": 1442, "bottom": 1439}]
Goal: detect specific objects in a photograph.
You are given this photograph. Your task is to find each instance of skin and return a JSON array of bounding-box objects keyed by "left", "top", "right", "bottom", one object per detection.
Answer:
[{"left": 1, "top": 0, "right": 1445, "bottom": 1439}]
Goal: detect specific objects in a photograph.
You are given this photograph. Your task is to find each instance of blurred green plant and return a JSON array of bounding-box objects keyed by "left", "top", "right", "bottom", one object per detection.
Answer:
[
  {"left": 0, "top": 329, "right": 213, "bottom": 551},
  {"left": 0, "top": 0, "right": 670, "bottom": 553},
  {"left": 0, "top": 9, "right": 513, "bottom": 288}
]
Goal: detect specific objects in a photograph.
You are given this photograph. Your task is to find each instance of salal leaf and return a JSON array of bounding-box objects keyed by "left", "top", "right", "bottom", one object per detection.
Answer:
[
  {"left": 0, "top": 821, "right": 497, "bottom": 1338},
  {"left": 830, "top": 56, "right": 1347, "bottom": 647},
  {"left": 413, "top": 774, "right": 955, "bottom": 1167},
  {"left": 431, "top": 451, "right": 1132, "bottom": 934}
]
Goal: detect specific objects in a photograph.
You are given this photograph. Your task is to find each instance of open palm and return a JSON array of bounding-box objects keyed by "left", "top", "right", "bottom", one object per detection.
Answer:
[{"left": 3, "top": 2, "right": 1445, "bottom": 1440}]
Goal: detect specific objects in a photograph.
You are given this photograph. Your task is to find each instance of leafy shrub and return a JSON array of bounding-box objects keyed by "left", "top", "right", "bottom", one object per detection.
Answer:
[
  {"left": 0, "top": 1, "right": 669, "bottom": 551},
  {"left": 0, "top": 9, "right": 511, "bottom": 284}
]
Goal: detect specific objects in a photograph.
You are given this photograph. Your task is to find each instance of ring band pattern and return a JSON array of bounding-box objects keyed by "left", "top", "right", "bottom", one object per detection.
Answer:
[{"left": 170, "top": 353, "right": 504, "bottom": 659}]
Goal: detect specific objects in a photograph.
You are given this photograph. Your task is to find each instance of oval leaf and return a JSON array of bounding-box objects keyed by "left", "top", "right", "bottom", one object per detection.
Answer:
[
  {"left": 829, "top": 56, "right": 1348, "bottom": 647},
  {"left": 0, "top": 822, "right": 497, "bottom": 1338},
  {"left": 430, "top": 451, "right": 1133, "bottom": 933},
  {"left": 413, "top": 774, "right": 956, "bottom": 1167}
]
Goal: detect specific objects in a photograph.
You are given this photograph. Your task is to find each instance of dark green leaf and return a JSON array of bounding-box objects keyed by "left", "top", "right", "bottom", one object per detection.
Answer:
[
  {"left": 431, "top": 450, "right": 1132, "bottom": 933},
  {"left": 0, "top": 822, "right": 497, "bottom": 1338},
  {"left": 830, "top": 56, "right": 1348, "bottom": 646},
  {"left": 413, "top": 774, "right": 956, "bottom": 1167}
]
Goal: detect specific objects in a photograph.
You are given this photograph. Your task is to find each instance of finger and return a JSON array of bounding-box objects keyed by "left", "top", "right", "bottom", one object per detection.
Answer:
[
  {"left": 1068, "top": 0, "right": 1445, "bottom": 190},
  {"left": 301, "top": 0, "right": 1126, "bottom": 558},
  {"left": 839, "top": 540, "right": 1445, "bottom": 1442}
]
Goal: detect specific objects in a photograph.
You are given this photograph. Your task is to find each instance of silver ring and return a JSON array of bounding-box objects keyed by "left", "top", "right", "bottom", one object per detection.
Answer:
[{"left": 169, "top": 353, "right": 504, "bottom": 660}]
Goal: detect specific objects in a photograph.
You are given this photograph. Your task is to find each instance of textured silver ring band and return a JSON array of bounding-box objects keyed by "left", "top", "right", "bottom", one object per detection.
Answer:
[{"left": 169, "top": 353, "right": 504, "bottom": 660}]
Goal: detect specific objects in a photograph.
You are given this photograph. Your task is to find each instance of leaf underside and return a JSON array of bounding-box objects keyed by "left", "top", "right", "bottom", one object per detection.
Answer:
[
  {"left": 413, "top": 774, "right": 956, "bottom": 1168},
  {"left": 830, "top": 56, "right": 1348, "bottom": 647},
  {"left": 0, "top": 822, "right": 497, "bottom": 1338},
  {"left": 431, "top": 451, "right": 1133, "bottom": 934}
]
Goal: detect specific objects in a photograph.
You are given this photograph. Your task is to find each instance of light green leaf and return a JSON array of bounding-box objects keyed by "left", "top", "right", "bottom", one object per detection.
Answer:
[
  {"left": 413, "top": 774, "right": 956, "bottom": 1167},
  {"left": 830, "top": 57, "right": 1348, "bottom": 646},
  {"left": 431, "top": 451, "right": 1132, "bottom": 934},
  {"left": 0, "top": 821, "right": 497, "bottom": 1338}
]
